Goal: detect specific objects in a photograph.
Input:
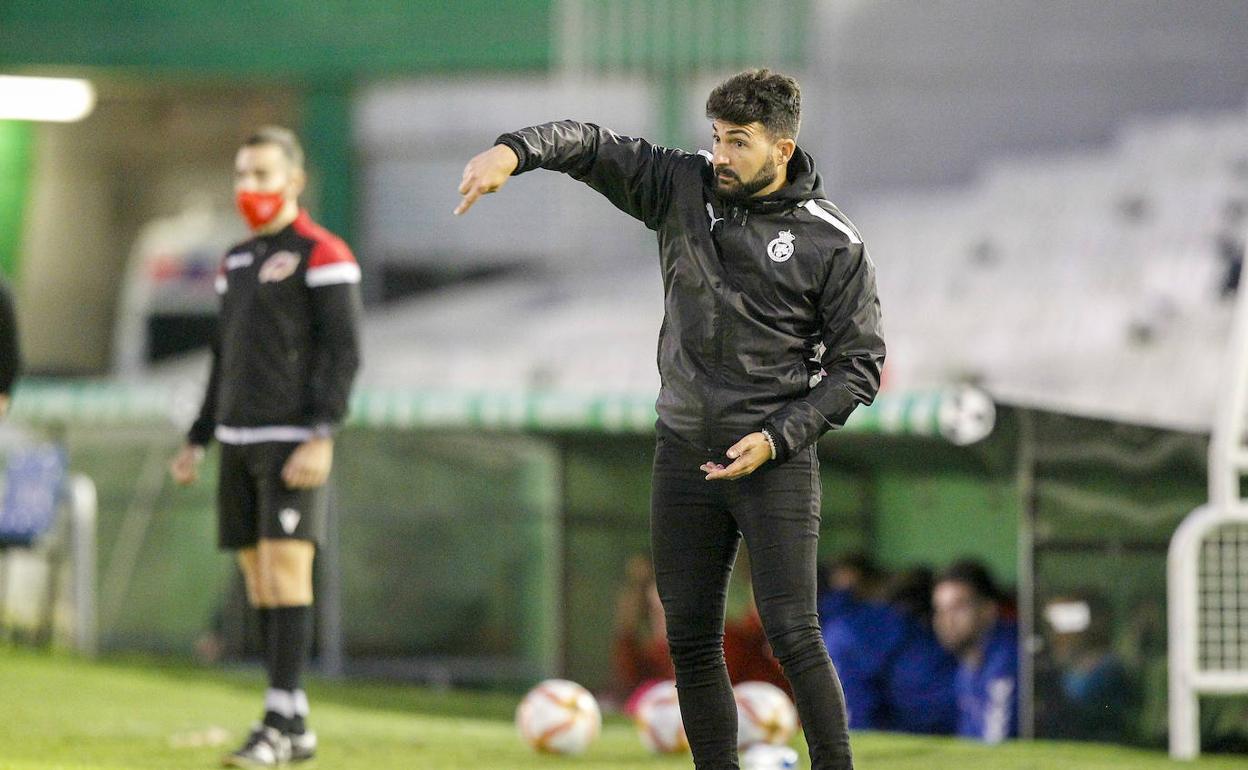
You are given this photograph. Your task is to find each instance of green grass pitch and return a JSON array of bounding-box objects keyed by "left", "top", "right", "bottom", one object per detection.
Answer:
[{"left": 0, "top": 647, "right": 1242, "bottom": 769}]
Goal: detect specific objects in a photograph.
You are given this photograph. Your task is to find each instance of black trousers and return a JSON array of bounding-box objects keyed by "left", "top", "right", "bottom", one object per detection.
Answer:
[{"left": 650, "top": 427, "right": 853, "bottom": 770}]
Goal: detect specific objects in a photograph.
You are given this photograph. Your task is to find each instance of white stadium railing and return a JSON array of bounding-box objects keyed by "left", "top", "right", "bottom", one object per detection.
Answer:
[
  {"left": 1168, "top": 504, "right": 1248, "bottom": 759},
  {"left": 1168, "top": 231, "right": 1248, "bottom": 759}
]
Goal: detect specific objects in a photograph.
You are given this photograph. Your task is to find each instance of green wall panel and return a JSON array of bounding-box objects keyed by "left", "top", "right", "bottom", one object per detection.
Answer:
[
  {"left": 301, "top": 84, "right": 354, "bottom": 246},
  {"left": 0, "top": 121, "right": 33, "bottom": 281},
  {"left": 873, "top": 471, "right": 1020, "bottom": 587},
  {"left": 0, "top": 1, "right": 553, "bottom": 75}
]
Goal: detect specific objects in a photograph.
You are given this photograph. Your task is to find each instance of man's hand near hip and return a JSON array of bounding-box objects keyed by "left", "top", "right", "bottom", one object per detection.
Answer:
[
  {"left": 701, "top": 432, "right": 773, "bottom": 481},
  {"left": 170, "top": 444, "right": 205, "bottom": 486},
  {"left": 282, "top": 437, "right": 334, "bottom": 489}
]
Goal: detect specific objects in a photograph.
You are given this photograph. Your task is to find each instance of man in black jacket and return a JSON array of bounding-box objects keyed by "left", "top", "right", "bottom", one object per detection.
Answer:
[
  {"left": 171, "top": 126, "right": 361, "bottom": 767},
  {"left": 0, "top": 277, "right": 18, "bottom": 419},
  {"left": 457, "top": 69, "right": 882, "bottom": 770}
]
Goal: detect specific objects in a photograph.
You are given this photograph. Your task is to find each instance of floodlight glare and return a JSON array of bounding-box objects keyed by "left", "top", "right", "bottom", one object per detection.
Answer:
[{"left": 0, "top": 76, "right": 96, "bottom": 122}]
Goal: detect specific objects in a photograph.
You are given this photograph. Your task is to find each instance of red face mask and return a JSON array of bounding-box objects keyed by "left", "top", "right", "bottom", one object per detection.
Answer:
[{"left": 235, "top": 190, "right": 286, "bottom": 230}]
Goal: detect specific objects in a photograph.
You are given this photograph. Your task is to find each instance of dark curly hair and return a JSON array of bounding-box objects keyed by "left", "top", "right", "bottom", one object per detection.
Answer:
[
  {"left": 705, "top": 68, "right": 801, "bottom": 140},
  {"left": 936, "top": 559, "right": 1001, "bottom": 604}
]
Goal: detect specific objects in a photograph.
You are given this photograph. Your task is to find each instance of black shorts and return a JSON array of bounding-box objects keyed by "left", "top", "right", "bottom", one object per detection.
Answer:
[{"left": 217, "top": 441, "right": 326, "bottom": 550}]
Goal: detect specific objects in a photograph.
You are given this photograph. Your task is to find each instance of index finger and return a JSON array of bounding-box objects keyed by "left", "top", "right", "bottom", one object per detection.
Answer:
[
  {"left": 705, "top": 456, "right": 749, "bottom": 481},
  {"left": 454, "top": 188, "right": 482, "bottom": 216}
]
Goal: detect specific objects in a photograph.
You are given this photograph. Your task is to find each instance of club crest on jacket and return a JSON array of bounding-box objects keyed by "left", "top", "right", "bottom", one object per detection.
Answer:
[
  {"left": 767, "top": 230, "right": 796, "bottom": 263},
  {"left": 259, "top": 251, "right": 300, "bottom": 283}
]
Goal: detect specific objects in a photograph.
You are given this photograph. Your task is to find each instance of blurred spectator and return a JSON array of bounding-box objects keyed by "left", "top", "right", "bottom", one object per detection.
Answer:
[
  {"left": 1036, "top": 590, "right": 1135, "bottom": 743},
  {"left": 819, "top": 553, "right": 902, "bottom": 729},
  {"left": 0, "top": 277, "right": 19, "bottom": 419},
  {"left": 610, "top": 554, "right": 674, "bottom": 710},
  {"left": 823, "top": 550, "right": 886, "bottom": 598},
  {"left": 933, "top": 560, "right": 1018, "bottom": 743},
  {"left": 879, "top": 567, "right": 958, "bottom": 734},
  {"left": 818, "top": 560, "right": 959, "bottom": 734}
]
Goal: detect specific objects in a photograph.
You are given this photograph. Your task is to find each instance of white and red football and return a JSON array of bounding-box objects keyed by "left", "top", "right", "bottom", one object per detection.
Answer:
[
  {"left": 633, "top": 680, "right": 688, "bottom": 754},
  {"left": 734, "top": 681, "right": 798, "bottom": 749},
  {"left": 515, "top": 678, "right": 602, "bottom": 755}
]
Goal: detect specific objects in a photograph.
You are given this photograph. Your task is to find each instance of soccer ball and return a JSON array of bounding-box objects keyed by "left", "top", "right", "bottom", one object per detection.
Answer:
[
  {"left": 938, "top": 385, "right": 996, "bottom": 446},
  {"left": 515, "top": 679, "right": 602, "bottom": 755},
  {"left": 742, "top": 743, "right": 800, "bottom": 769},
  {"left": 633, "top": 680, "right": 688, "bottom": 753},
  {"left": 733, "top": 681, "right": 798, "bottom": 749}
]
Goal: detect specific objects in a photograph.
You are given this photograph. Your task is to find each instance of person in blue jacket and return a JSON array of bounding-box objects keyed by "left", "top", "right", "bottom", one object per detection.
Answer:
[
  {"left": 818, "top": 554, "right": 899, "bottom": 730},
  {"left": 932, "top": 560, "right": 1018, "bottom": 743},
  {"left": 820, "top": 557, "right": 958, "bottom": 735},
  {"left": 878, "top": 567, "right": 958, "bottom": 734},
  {"left": 820, "top": 585, "right": 901, "bottom": 729},
  {"left": 1036, "top": 590, "right": 1136, "bottom": 742}
]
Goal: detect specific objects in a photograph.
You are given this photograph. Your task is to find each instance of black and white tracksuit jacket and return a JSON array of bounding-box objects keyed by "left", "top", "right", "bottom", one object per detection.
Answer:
[
  {"left": 189, "top": 209, "right": 362, "bottom": 447},
  {"left": 496, "top": 122, "right": 885, "bottom": 461}
]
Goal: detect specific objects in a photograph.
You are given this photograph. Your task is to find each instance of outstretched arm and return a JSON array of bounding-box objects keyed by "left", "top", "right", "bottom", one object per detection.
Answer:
[{"left": 457, "top": 121, "right": 687, "bottom": 229}]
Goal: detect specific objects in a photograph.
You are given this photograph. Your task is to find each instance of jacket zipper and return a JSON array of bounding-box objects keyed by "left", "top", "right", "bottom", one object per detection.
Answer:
[{"left": 704, "top": 205, "right": 739, "bottom": 453}]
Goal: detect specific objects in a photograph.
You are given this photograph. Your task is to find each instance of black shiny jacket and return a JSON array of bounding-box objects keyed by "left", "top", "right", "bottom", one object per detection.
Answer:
[{"left": 497, "top": 122, "right": 884, "bottom": 461}]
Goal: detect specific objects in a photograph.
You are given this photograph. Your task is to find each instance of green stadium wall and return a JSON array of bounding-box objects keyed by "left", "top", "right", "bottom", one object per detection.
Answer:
[
  {"left": 0, "top": 121, "right": 33, "bottom": 281},
  {"left": 0, "top": 1, "right": 554, "bottom": 76}
]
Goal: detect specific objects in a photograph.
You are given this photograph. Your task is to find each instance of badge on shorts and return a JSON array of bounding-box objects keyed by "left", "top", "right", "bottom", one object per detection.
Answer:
[
  {"left": 279, "top": 508, "right": 301, "bottom": 534},
  {"left": 767, "top": 230, "right": 795, "bottom": 263},
  {"left": 259, "top": 251, "right": 301, "bottom": 283}
]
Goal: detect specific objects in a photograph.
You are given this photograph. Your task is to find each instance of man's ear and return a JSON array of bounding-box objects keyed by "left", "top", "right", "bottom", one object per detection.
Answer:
[
  {"left": 774, "top": 137, "right": 796, "bottom": 168},
  {"left": 289, "top": 166, "right": 308, "bottom": 199}
]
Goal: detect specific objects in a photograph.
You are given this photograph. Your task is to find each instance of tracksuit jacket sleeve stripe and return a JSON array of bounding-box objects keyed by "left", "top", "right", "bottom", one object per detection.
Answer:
[
  {"left": 497, "top": 121, "right": 685, "bottom": 230},
  {"left": 765, "top": 242, "right": 885, "bottom": 460}
]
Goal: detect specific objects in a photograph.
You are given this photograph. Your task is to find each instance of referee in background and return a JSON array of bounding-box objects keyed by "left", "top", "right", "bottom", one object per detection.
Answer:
[
  {"left": 171, "top": 127, "right": 361, "bottom": 767},
  {"left": 456, "top": 69, "right": 884, "bottom": 769}
]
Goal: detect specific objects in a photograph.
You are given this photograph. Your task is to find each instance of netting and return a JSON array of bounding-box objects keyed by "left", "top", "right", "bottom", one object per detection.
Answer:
[{"left": 1198, "top": 522, "right": 1248, "bottom": 673}]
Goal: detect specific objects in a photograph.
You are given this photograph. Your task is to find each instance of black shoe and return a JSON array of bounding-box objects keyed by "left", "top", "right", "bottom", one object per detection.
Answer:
[
  {"left": 222, "top": 724, "right": 291, "bottom": 767},
  {"left": 287, "top": 729, "right": 317, "bottom": 763}
]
